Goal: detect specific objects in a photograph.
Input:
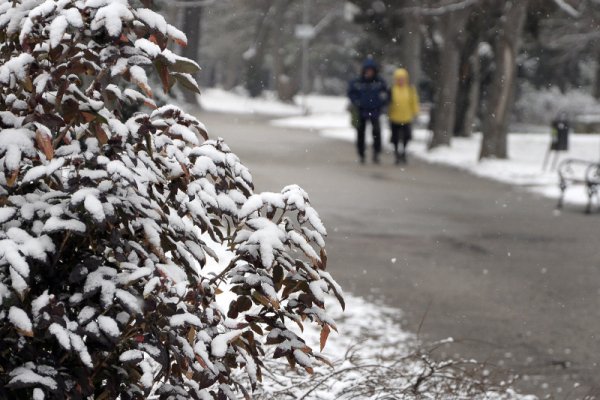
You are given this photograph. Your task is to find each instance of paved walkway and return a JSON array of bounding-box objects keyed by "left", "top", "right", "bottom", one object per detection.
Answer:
[{"left": 199, "top": 110, "right": 600, "bottom": 398}]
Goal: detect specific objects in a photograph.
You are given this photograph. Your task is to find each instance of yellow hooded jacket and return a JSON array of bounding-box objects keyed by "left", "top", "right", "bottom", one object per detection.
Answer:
[{"left": 388, "top": 68, "right": 420, "bottom": 124}]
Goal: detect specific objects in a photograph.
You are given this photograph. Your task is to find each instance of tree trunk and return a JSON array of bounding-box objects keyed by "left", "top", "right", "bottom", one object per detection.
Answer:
[
  {"left": 453, "top": 58, "right": 471, "bottom": 137},
  {"left": 223, "top": 56, "right": 241, "bottom": 90},
  {"left": 401, "top": 3, "right": 422, "bottom": 86},
  {"left": 594, "top": 51, "right": 600, "bottom": 100},
  {"left": 429, "top": 7, "right": 470, "bottom": 149},
  {"left": 461, "top": 51, "right": 481, "bottom": 137},
  {"left": 181, "top": 3, "right": 202, "bottom": 104},
  {"left": 271, "top": 0, "right": 297, "bottom": 101},
  {"left": 246, "top": 2, "right": 277, "bottom": 97},
  {"left": 479, "top": 0, "right": 529, "bottom": 160},
  {"left": 454, "top": 47, "right": 481, "bottom": 137}
]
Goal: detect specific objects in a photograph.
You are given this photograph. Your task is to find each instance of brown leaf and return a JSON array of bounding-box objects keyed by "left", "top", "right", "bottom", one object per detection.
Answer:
[
  {"left": 173, "top": 37, "right": 187, "bottom": 47},
  {"left": 143, "top": 99, "right": 157, "bottom": 109},
  {"left": 21, "top": 41, "right": 31, "bottom": 53},
  {"left": 148, "top": 34, "right": 159, "bottom": 45},
  {"left": 156, "top": 60, "right": 170, "bottom": 93},
  {"left": 195, "top": 354, "right": 208, "bottom": 369},
  {"left": 249, "top": 322, "right": 263, "bottom": 335},
  {"left": 94, "top": 125, "right": 109, "bottom": 145},
  {"left": 301, "top": 346, "right": 311, "bottom": 354},
  {"left": 314, "top": 353, "right": 333, "bottom": 368},
  {"left": 271, "top": 298, "right": 280, "bottom": 310},
  {"left": 293, "top": 318, "right": 304, "bottom": 332},
  {"left": 171, "top": 58, "right": 200, "bottom": 74},
  {"left": 285, "top": 354, "right": 296, "bottom": 369},
  {"left": 16, "top": 327, "right": 34, "bottom": 337},
  {"left": 252, "top": 292, "right": 271, "bottom": 308},
  {"left": 138, "top": 82, "right": 153, "bottom": 99},
  {"left": 241, "top": 388, "right": 251, "bottom": 400},
  {"left": 6, "top": 170, "right": 18, "bottom": 187},
  {"left": 22, "top": 76, "right": 33, "bottom": 92},
  {"left": 179, "top": 162, "right": 190, "bottom": 183},
  {"left": 320, "top": 324, "right": 330, "bottom": 351},
  {"left": 172, "top": 72, "right": 200, "bottom": 94},
  {"left": 35, "top": 130, "right": 54, "bottom": 160},
  {"left": 237, "top": 296, "right": 252, "bottom": 313},
  {"left": 196, "top": 125, "right": 208, "bottom": 141},
  {"left": 227, "top": 300, "right": 239, "bottom": 319},
  {"left": 187, "top": 326, "right": 196, "bottom": 345},
  {"left": 319, "top": 248, "right": 328, "bottom": 269},
  {"left": 81, "top": 112, "right": 96, "bottom": 123}
]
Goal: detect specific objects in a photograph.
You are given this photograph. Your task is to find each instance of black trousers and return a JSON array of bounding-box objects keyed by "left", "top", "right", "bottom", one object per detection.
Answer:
[
  {"left": 390, "top": 122, "right": 412, "bottom": 155},
  {"left": 356, "top": 115, "right": 381, "bottom": 158}
]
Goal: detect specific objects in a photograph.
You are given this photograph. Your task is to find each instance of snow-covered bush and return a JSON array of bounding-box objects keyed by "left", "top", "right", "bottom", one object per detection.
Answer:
[
  {"left": 514, "top": 82, "right": 600, "bottom": 125},
  {"left": 0, "top": 1, "right": 342, "bottom": 398}
]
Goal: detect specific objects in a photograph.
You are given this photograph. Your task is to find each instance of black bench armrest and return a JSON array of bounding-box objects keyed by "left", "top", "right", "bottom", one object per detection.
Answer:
[
  {"left": 585, "top": 162, "right": 600, "bottom": 186},
  {"left": 558, "top": 159, "right": 596, "bottom": 184}
]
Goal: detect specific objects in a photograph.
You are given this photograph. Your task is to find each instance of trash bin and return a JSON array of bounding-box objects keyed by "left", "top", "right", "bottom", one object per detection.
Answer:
[
  {"left": 544, "top": 113, "right": 571, "bottom": 170},
  {"left": 551, "top": 114, "right": 570, "bottom": 151}
]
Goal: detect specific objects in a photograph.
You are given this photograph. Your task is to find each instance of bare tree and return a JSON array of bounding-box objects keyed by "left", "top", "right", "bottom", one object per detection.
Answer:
[
  {"left": 399, "top": 0, "right": 424, "bottom": 85},
  {"left": 452, "top": 6, "right": 490, "bottom": 138},
  {"left": 479, "top": 0, "right": 530, "bottom": 159},
  {"left": 539, "top": 0, "right": 600, "bottom": 98},
  {"left": 181, "top": 1, "right": 203, "bottom": 104},
  {"left": 429, "top": 4, "right": 472, "bottom": 149}
]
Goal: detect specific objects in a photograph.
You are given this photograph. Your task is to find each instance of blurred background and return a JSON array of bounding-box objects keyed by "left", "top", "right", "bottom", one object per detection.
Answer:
[
  {"left": 148, "top": 1, "right": 600, "bottom": 397},
  {"left": 158, "top": 0, "right": 600, "bottom": 146}
]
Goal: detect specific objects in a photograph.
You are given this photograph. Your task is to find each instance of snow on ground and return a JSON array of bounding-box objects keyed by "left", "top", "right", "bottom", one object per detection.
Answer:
[
  {"left": 199, "top": 88, "right": 600, "bottom": 209},
  {"left": 198, "top": 88, "right": 302, "bottom": 116},
  {"left": 314, "top": 121, "right": 599, "bottom": 208},
  {"left": 409, "top": 131, "right": 600, "bottom": 206},
  {"left": 282, "top": 95, "right": 600, "bottom": 209},
  {"left": 194, "top": 91, "right": 536, "bottom": 397}
]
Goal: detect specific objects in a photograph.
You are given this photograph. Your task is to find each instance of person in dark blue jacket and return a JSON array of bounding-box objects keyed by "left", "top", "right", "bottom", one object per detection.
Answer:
[{"left": 348, "top": 58, "right": 389, "bottom": 164}]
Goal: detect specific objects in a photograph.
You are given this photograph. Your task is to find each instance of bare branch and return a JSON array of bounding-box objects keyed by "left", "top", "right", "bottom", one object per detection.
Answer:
[
  {"left": 401, "top": 0, "right": 483, "bottom": 17},
  {"left": 552, "top": 0, "right": 581, "bottom": 17}
]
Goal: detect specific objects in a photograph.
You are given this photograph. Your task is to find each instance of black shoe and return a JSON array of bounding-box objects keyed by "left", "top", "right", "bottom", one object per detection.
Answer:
[{"left": 373, "top": 153, "right": 380, "bottom": 164}]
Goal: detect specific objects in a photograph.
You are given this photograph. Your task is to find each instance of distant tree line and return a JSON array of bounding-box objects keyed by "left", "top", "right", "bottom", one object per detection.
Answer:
[{"left": 162, "top": 0, "right": 600, "bottom": 160}]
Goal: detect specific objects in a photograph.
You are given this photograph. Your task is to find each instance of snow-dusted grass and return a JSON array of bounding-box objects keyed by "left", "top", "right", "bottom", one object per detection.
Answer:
[{"left": 254, "top": 293, "right": 534, "bottom": 399}]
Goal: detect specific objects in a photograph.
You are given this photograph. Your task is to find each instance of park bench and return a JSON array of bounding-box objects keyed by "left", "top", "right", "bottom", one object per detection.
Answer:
[{"left": 557, "top": 159, "right": 600, "bottom": 213}]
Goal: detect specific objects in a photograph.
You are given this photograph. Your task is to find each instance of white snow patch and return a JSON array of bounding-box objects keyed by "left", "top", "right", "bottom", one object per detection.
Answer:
[
  {"left": 8, "top": 366, "right": 57, "bottom": 390},
  {"left": 211, "top": 329, "right": 244, "bottom": 357},
  {"left": 199, "top": 88, "right": 303, "bottom": 116},
  {"left": 97, "top": 315, "right": 120, "bottom": 337},
  {"left": 49, "top": 323, "right": 71, "bottom": 350},
  {"left": 8, "top": 306, "right": 32, "bottom": 334}
]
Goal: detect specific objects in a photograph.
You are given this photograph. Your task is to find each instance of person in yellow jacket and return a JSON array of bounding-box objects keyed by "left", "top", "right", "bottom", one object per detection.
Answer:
[{"left": 388, "top": 68, "right": 420, "bottom": 164}]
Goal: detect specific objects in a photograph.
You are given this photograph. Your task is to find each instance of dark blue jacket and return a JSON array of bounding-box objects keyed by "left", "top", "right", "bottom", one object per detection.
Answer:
[{"left": 348, "top": 59, "right": 389, "bottom": 118}]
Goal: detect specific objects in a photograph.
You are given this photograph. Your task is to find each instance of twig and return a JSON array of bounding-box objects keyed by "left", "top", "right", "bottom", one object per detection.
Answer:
[{"left": 417, "top": 299, "right": 432, "bottom": 338}]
